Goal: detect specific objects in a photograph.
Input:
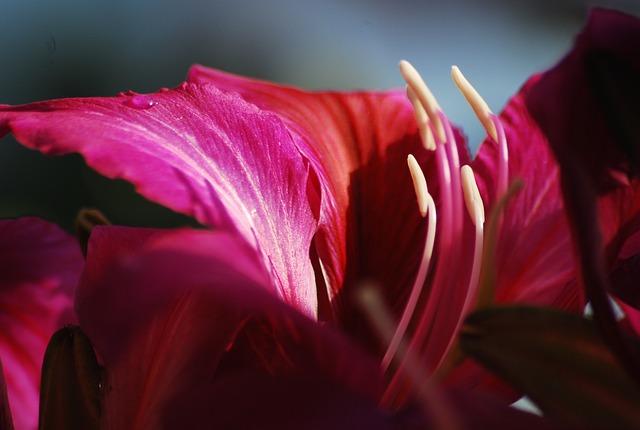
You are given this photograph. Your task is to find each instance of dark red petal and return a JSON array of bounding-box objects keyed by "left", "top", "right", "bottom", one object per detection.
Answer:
[
  {"left": 0, "top": 217, "right": 83, "bottom": 430},
  {"left": 76, "top": 228, "right": 385, "bottom": 429},
  {"left": 526, "top": 8, "right": 640, "bottom": 385},
  {"left": 526, "top": 8, "right": 640, "bottom": 286}
]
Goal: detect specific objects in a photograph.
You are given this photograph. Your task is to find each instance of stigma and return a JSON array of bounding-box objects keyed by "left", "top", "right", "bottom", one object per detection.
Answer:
[{"left": 380, "top": 61, "right": 510, "bottom": 408}]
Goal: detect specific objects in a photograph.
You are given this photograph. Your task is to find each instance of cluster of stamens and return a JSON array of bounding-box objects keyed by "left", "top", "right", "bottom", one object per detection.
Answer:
[{"left": 378, "top": 61, "right": 510, "bottom": 409}]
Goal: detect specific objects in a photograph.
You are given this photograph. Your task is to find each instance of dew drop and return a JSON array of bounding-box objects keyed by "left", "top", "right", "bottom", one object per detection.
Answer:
[{"left": 126, "top": 94, "right": 157, "bottom": 109}]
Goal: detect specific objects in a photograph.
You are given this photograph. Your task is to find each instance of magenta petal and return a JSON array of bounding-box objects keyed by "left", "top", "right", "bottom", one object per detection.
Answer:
[
  {"left": 77, "top": 228, "right": 385, "bottom": 429},
  {"left": 473, "top": 83, "right": 583, "bottom": 312},
  {"left": 525, "top": 8, "right": 640, "bottom": 385},
  {"left": 0, "top": 217, "right": 83, "bottom": 430},
  {"left": 526, "top": 9, "right": 640, "bottom": 288},
  {"left": 188, "top": 66, "right": 436, "bottom": 313},
  {"left": 0, "top": 84, "right": 319, "bottom": 316},
  {"left": 526, "top": 8, "right": 640, "bottom": 198}
]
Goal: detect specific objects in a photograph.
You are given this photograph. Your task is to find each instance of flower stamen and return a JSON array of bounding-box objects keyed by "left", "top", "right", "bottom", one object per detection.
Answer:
[
  {"left": 460, "top": 165, "right": 485, "bottom": 315},
  {"left": 461, "top": 165, "right": 485, "bottom": 227},
  {"left": 451, "top": 66, "right": 509, "bottom": 199},
  {"left": 406, "top": 86, "right": 436, "bottom": 150},
  {"left": 382, "top": 61, "right": 514, "bottom": 411},
  {"left": 355, "top": 285, "right": 463, "bottom": 430},
  {"left": 382, "top": 155, "right": 437, "bottom": 371},
  {"left": 490, "top": 113, "right": 509, "bottom": 199},
  {"left": 407, "top": 154, "right": 430, "bottom": 217},
  {"left": 451, "top": 65, "right": 497, "bottom": 141},
  {"left": 399, "top": 60, "right": 446, "bottom": 142}
]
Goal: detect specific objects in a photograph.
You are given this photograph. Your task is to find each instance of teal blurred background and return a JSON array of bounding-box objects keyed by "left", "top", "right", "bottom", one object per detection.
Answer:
[{"left": 1, "top": 0, "right": 638, "bottom": 230}]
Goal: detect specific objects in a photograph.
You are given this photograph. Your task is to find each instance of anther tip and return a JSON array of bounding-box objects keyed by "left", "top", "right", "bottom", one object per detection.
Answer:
[
  {"left": 451, "top": 66, "right": 498, "bottom": 142},
  {"left": 407, "top": 154, "right": 430, "bottom": 217}
]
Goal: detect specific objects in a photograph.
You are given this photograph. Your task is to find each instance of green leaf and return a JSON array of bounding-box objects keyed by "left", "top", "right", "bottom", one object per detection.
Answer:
[
  {"left": 39, "top": 326, "right": 101, "bottom": 430},
  {"left": 459, "top": 306, "right": 640, "bottom": 429}
]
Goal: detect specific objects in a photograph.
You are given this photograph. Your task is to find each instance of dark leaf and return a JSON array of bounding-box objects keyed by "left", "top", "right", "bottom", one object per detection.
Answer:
[
  {"left": 460, "top": 305, "right": 640, "bottom": 429},
  {"left": 39, "top": 326, "right": 101, "bottom": 430}
]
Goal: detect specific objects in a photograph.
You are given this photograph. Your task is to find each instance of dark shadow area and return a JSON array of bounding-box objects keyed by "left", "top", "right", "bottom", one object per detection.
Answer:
[{"left": 0, "top": 136, "right": 200, "bottom": 232}]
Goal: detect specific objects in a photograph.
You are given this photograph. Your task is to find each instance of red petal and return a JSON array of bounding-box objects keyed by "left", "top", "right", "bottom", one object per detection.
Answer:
[{"left": 77, "top": 228, "right": 385, "bottom": 429}]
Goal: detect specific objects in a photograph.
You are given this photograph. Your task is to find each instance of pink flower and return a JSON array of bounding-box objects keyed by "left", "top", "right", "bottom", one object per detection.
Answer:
[{"left": 0, "top": 7, "right": 638, "bottom": 428}]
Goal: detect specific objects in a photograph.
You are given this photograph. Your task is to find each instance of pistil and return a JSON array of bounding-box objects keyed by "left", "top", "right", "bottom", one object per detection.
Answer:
[{"left": 460, "top": 165, "right": 485, "bottom": 317}]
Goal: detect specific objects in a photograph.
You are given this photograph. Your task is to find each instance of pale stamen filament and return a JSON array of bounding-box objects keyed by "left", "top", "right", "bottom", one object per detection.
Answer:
[
  {"left": 355, "top": 285, "right": 463, "bottom": 430},
  {"left": 490, "top": 114, "right": 509, "bottom": 200},
  {"left": 429, "top": 167, "right": 487, "bottom": 376},
  {"left": 453, "top": 64, "right": 509, "bottom": 230},
  {"left": 460, "top": 165, "right": 485, "bottom": 314},
  {"left": 439, "top": 110, "right": 464, "bottom": 245},
  {"left": 384, "top": 128, "right": 454, "bottom": 401},
  {"left": 382, "top": 155, "right": 437, "bottom": 372},
  {"left": 461, "top": 165, "right": 485, "bottom": 227},
  {"left": 399, "top": 60, "right": 446, "bottom": 142},
  {"left": 451, "top": 65, "right": 498, "bottom": 142},
  {"left": 407, "top": 86, "right": 436, "bottom": 150}
]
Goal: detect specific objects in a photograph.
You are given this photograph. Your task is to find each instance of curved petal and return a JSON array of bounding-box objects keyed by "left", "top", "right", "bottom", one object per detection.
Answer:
[
  {"left": 0, "top": 217, "right": 83, "bottom": 430},
  {"left": 188, "top": 66, "right": 473, "bottom": 331},
  {"left": 525, "top": 8, "right": 640, "bottom": 304},
  {"left": 0, "top": 85, "right": 318, "bottom": 317},
  {"left": 473, "top": 82, "right": 583, "bottom": 313},
  {"left": 76, "top": 228, "right": 387, "bottom": 429}
]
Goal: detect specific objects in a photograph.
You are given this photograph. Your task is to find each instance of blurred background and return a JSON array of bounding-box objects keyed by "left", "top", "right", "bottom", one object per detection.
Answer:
[{"left": 1, "top": 0, "right": 638, "bottom": 230}]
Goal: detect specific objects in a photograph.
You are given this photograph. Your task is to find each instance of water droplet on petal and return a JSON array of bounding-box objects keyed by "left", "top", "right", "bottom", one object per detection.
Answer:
[{"left": 126, "top": 95, "right": 157, "bottom": 109}]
